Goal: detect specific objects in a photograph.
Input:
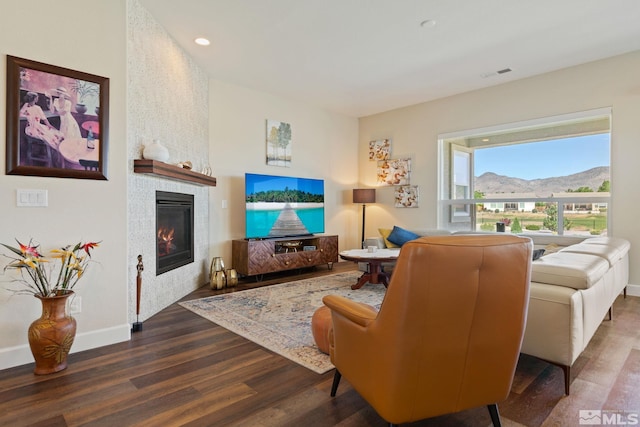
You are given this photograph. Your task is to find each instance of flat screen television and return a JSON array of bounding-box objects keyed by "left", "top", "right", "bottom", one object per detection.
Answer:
[{"left": 245, "top": 173, "right": 325, "bottom": 239}]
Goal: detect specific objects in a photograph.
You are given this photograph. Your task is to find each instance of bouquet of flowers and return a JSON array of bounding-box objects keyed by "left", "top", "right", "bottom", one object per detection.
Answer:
[{"left": 1, "top": 239, "right": 99, "bottom": 297}]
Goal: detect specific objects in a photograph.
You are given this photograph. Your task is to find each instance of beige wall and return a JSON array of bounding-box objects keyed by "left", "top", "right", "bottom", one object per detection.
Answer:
[
  {"left": 359, "top": 51, "right": 640, "bottom": 286},
  {"left": 0, "top": 0, "right": 129, "bottom": 369},
  {"left": 208, "top": 80, "right": 361, "bottom": 261}
]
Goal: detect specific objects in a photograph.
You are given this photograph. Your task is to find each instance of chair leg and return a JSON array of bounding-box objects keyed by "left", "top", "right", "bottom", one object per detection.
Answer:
[
  {"left": 608, "top": 307, "right": 612, "bottom": 321},
  {"left": 624, "top": 287, "right": 627, "bottom": 298},
  {"left": 330, "top": 370, "right": 341, "bottom": 397},
  {"left": 487, "top": 404, "right": 502, "bottom": 427}
]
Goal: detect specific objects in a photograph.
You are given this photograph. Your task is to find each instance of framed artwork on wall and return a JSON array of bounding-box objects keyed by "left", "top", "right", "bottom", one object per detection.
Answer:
[
  {"left": 266, "top": 119, "right": 291, "bottom": 167},
  {"left": 5, "top": 55, "right": 109, "bottom": 180},
  {"left": 376, "top": 158, "right": 411, "bottom": 186},
  {"left": 394, "top": 185, "right": 419, "bottom": 208},
  {"left": 369, "top": 138, "right": 391, "bottom": 161}
]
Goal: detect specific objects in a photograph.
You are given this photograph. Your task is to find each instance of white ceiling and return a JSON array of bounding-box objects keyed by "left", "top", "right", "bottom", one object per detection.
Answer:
[{"left": 138, "top": 0, "right": 640, "bottom": 118}]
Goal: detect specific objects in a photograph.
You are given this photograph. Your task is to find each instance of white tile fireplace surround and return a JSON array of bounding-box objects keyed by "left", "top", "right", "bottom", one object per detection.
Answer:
[
  {"left": 127, "top": 0, "right": 210, "bottom": 326},
  {"left": 127, "top": 175, "right": 209, "bottom": 327}
]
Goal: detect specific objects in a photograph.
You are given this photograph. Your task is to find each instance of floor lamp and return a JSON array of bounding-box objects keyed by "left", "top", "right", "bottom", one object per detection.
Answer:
[{"left": 353, "top": 188, "right": 376, "bottom": 248}]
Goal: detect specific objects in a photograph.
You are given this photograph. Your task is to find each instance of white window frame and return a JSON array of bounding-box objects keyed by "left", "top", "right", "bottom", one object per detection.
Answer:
[{"left": 437, "top": 108, "right": 612, "bottom": 235}]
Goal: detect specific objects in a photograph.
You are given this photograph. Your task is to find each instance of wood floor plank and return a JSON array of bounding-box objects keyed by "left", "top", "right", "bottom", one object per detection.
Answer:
[{"left": 604, "top": 348, "right": 640, "bottom": 410}]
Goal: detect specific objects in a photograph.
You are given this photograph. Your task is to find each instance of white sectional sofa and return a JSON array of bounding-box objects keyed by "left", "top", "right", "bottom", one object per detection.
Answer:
[
  {"left": 521, "top": 234, "right": 630, "bottom": 394},
  {"left": 363, "top": 230, "right": 631, "bottom": 395}
]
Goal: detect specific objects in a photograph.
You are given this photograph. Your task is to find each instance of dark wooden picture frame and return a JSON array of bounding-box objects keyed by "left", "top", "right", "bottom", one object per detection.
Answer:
[{"left": 6, "top": 55, "right": 109, "bottom": 180}]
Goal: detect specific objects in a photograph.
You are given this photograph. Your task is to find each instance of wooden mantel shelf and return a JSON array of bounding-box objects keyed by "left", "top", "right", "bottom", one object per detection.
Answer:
[{"left": 133, "top": 159, "right": 217, "bottom": 186}]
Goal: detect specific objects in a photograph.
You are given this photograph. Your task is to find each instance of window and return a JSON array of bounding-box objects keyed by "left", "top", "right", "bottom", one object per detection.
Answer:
[{"left": 438, "top": 108, "right": 611, "bottom": 236}]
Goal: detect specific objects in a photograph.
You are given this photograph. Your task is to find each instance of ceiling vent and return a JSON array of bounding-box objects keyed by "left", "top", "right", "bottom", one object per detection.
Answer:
[{"left": 480, "top": 68, "right": 513, "bottom": 78}]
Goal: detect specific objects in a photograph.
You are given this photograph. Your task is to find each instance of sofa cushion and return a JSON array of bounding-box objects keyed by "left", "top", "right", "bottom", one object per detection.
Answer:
[
  {"left": 386, "top": 226, "right": 420, "bottom": 246},
  {"left": 559, "top": 237, "right": 630, "bottom": 266},
  {"left": 378, "top": 228, "right": 400, "bottom": 248},
  {"left": 531, "top": 252, "right": 610, "bottom": 290}
]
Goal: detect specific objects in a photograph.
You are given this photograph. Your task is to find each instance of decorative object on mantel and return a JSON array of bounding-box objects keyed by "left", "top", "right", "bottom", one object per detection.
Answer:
[
  {"left": 369, "top": 139, "right": 391, "bottom": 161},
  {"left": 201, "top": 165, "right": 212, "bottom": 176},
  {"left": 142, "top": 139, "right": 170, "bottom": 163},
  {"left": 266, "top": 119, "right": 292, "bottom": 167},
  {"left": 132, "top": 254, "right": 143, "bottom": 333},
  {"left": 1, "top": 239, "right": 100, "bottom": 374},
  {"left": 176, "top": 160, "right": 192, "bottom": 170},
  {"left": 394, "top": 185, "right": 419, "bottom": 208},
  {"left": 133, "top": 159, "right": 216, "bottom": 186}
]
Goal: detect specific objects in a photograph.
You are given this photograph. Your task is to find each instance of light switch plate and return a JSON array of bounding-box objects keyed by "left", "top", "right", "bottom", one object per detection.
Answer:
[{"left": 16, "top": 189, "right": 48, "bottom": 207}]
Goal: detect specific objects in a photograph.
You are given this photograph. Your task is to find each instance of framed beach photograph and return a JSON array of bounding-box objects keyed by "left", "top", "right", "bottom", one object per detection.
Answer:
[{"left": 5, "top": 55, "right": 109, "bottom": 180}]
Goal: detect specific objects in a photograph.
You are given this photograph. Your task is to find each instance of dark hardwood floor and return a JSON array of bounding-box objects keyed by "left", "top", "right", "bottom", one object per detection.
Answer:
[{"left": 1, "top": 261, "right": 639, "bottom": 426}]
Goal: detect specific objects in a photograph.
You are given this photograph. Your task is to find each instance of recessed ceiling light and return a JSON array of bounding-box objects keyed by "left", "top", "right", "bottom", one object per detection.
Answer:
[
  {"left": 420, "top": 19, "right": 436, "bottom": 28},
  {"left": 194, "top": 38, "right": 210, "bottom": 46}
]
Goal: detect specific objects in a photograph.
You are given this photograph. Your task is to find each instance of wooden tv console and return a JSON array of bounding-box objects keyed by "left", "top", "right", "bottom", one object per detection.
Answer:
[{"left": 232, "top": 235, "right": 338, "bottom": 277}]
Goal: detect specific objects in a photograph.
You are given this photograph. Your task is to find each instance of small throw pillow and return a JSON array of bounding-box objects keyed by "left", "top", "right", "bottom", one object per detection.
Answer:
[
  {"left": 378, "top": 228, "right": 400, "bottom": 248},
  {"left": 532, "top": 249, "right": 545, "bottom": 261},
  {"left": 386, "top": 226, "right": 420, "bottom": 247}
]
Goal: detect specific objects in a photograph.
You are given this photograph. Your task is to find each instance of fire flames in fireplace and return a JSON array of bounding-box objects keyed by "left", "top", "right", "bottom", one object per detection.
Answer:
[
  {"left": 156, "top": 191, "right": 194, "bottom": 275},
  {"left": 157, "top": 227, "right": 176, "bottom": 257}
]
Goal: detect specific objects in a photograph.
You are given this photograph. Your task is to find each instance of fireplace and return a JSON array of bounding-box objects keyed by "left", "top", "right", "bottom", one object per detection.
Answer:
[{"left": 156, "top": 191, "right": 194, "bottom": 275}]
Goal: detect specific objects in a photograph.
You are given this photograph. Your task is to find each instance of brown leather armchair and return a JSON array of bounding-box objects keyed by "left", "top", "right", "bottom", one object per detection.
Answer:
[{"left": 323, "top": 234, "right": 532, "bottom": 427}]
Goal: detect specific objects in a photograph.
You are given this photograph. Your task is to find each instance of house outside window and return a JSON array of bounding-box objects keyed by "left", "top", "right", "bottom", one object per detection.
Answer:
[{"left": 438, "top": 108, "right": 611, "bottom": 236}]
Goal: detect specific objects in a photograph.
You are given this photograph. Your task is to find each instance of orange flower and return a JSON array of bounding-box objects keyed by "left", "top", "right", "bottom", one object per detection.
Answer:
[{"left": 18, "top": 241, "right": 43, "bottom": 258}]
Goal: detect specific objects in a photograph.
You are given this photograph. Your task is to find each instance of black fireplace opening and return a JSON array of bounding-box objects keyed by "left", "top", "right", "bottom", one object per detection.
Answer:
[{"left": 156, "top": 191, "right": 194, "bottom": 275}]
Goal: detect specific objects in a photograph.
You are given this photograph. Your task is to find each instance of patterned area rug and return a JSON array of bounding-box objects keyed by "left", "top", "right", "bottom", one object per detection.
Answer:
[{"left": 179, "top": 271, "right": 386, "bottom": 374}]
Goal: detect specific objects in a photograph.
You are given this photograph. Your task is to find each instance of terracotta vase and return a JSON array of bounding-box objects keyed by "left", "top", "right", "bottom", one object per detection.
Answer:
[{"left": 28, "top": 291, "right": 77, "bottom": 375}]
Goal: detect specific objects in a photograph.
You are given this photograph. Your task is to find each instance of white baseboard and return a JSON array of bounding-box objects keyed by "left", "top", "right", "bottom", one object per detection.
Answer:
[
  {"left": 626, "top": 283, "right": 640, "bottom": 297},
  {"left": 0, "top": 323, "right": 131, "bottom": 371}
]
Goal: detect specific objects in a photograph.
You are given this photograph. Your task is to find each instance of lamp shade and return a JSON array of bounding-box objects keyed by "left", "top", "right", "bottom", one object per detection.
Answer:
[{"left": 353, "top": 188, "right": 376, "bottom": 204}]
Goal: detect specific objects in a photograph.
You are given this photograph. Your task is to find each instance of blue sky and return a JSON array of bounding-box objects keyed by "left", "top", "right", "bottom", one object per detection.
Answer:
[
  {"left": 474, "top": 134, "right": 610, "bottom": 180},
  {"left": 246, "top": 173, "right": 324, "bottom": 195}
]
